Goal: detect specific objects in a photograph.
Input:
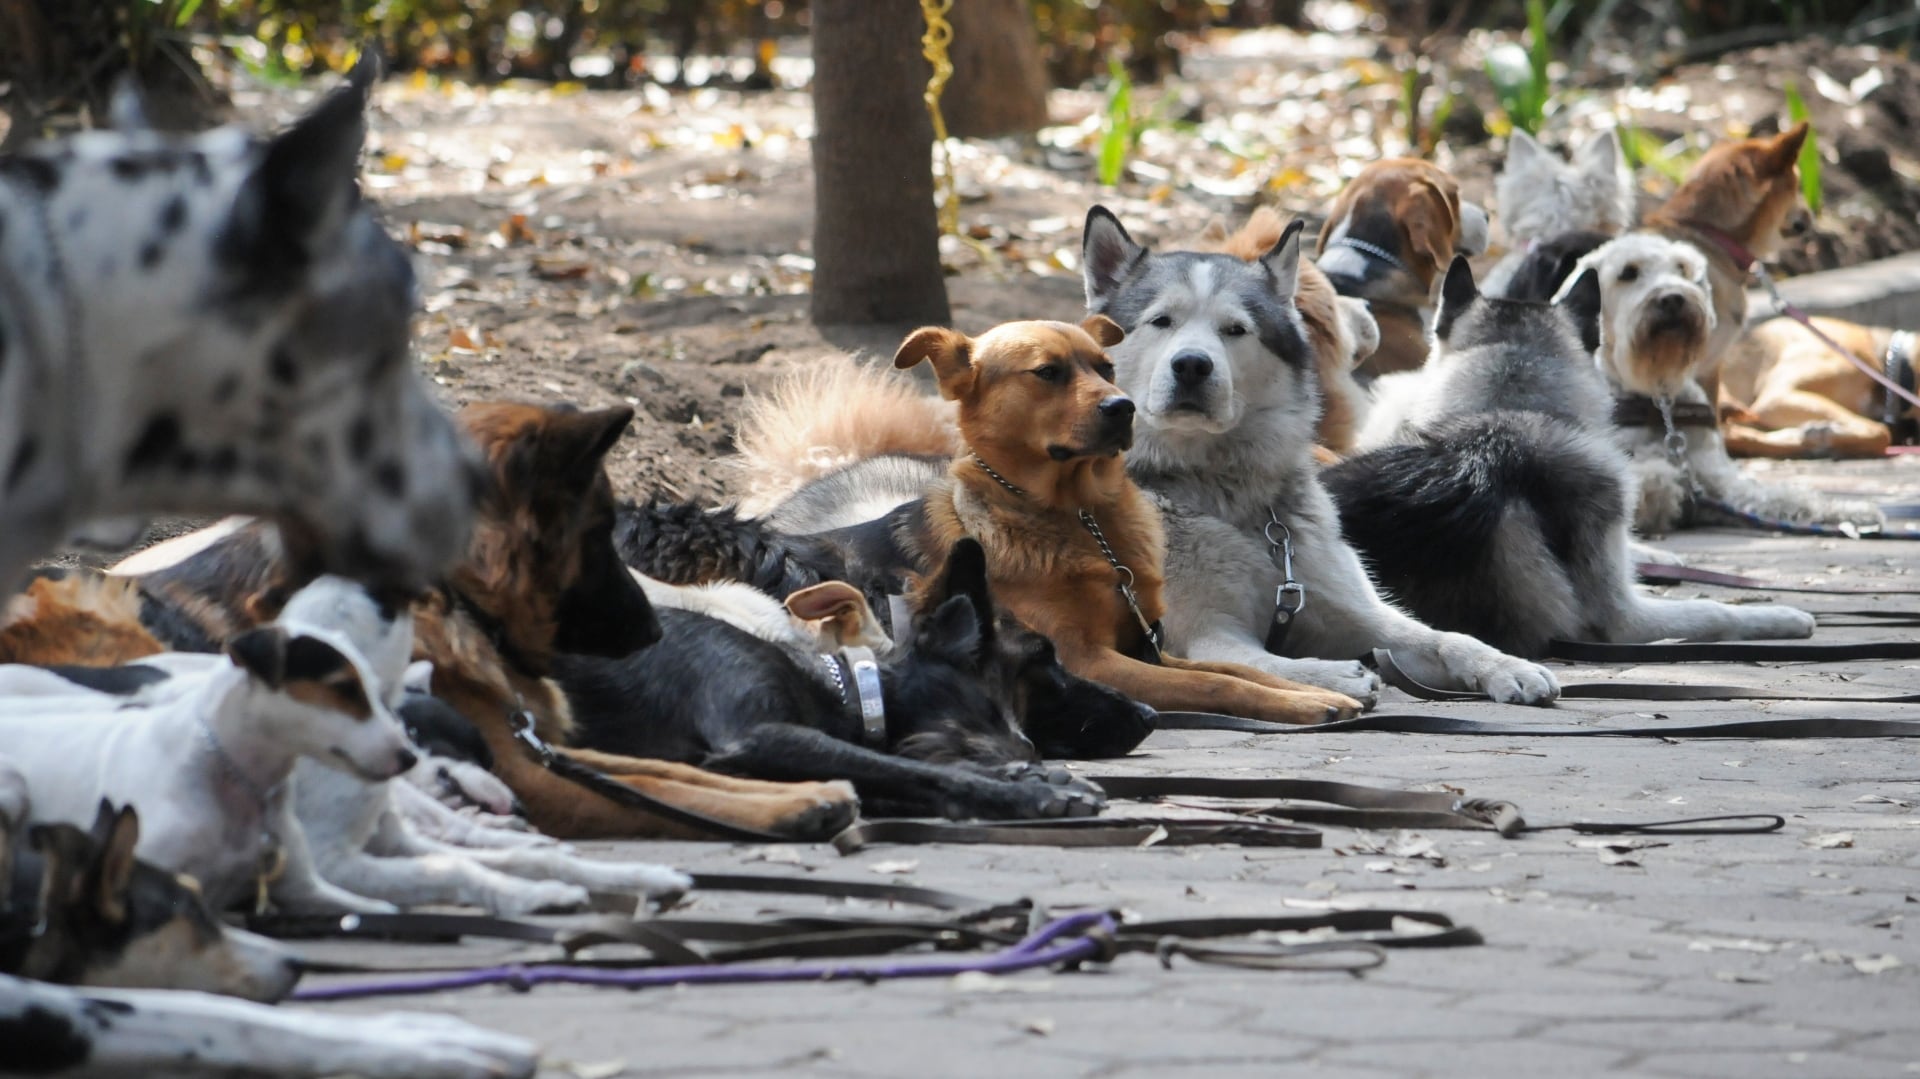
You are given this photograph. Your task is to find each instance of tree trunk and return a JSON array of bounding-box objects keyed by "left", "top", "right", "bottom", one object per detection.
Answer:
[
  {"left": 943, "top": 0, "right": 1049, "bottom": 138},
  {"left": 809, "top": 0, "right": 951, "bottom": 327}
]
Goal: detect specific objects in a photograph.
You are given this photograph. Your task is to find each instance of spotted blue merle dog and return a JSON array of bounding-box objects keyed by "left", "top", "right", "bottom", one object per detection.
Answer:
[{"left": 0, "top": 61, "right": 480, "bottom": 592}]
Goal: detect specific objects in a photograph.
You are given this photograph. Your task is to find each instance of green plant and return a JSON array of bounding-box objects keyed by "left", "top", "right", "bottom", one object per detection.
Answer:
[
  {"left": 1484, "top": 0, "right": 1553, "bottom": 136},
  {"left": 1783, "top": 81, "right": 1824, "bottom": 215},
  {"left": 1097, "top": 55, "right": 1135, "bottom": 187},
  {"left": 1617, "top": 121, "right": 1692, "bottom": 185}
]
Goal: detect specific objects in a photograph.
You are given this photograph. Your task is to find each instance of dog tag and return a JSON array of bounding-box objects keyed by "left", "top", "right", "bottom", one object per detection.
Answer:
[{"left": 253, "top": 841, "right": 287, "bottom": 916}]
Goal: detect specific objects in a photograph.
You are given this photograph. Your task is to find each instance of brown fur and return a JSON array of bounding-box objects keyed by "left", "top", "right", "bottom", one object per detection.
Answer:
[
  {"left": 733, "top": 361, "right": 962, "bottom": 517},
  {"left": 1718, "top": 316, "right": 1906, "bottom": 458},
  {"left": 1316, "top": 158, "right": 1469, "bottom": 377},
  {"left": 1194, "top": 208, "right": 1374, "bottom": 453},
  {"left": 0, "top": 573, "right": 165, "bottom": 666},
  {"left": 895, "top": 319, "right": 1363, "bottom": 725},
  {"left": 1644, "top": 123, "right": 1812, "bottom": 382}
]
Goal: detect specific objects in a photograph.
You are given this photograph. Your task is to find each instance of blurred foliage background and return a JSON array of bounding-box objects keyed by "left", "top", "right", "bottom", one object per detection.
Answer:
[{"left": 1, "top": 0, "right": 1914, "bottom": 143}]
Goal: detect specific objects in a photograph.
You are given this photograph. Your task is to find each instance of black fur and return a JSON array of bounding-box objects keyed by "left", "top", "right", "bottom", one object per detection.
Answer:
[
  {"left": 1498, "top": 228, "right": 1610, "bottom": 303},
  {"left": 614, "top": 497, "right": 845, "bottom": 601},
  {"left": 1324, "top": 412, "right": 1623, "bottom": 656},
  {"left": 37, "top": 664, "right": 168, "bottom": 697},
  {"left": 559, "top": 541, "right": 1107, "bottom": 820},
  {"left": 398, "top": 691, "right": 494, "bottom": 769}
]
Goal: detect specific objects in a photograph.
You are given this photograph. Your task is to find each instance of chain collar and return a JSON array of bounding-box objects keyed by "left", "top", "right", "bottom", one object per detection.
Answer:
[
  {"left": 972, "top": 456, "right": 1164, "bottom": 662},
  {"left": 1327, "top": 236, "right": 1407, "bottom": 274}
]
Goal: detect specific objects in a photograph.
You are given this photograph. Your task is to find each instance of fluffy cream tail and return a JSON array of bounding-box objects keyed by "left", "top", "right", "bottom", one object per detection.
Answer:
[{"left": 732, "top": 361, "right": 959, "bottom": 517}]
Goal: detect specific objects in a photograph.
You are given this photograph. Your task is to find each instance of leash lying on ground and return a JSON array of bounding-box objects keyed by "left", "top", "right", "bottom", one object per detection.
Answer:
[
  {"left": 1543, "top": 637, "right": 1920, "bottom": 662},
  {"left": 1156, "top": 709, "right": 1920, "bottom": 739},
  {"left": 1373, "top": 649, "right": 1920, "bottom": 704},
  {"left": 1636, "top": 561, "right": 1920, "bottom": 597},
  {"left": 275, "top": 902, "right": 1482, "bottom": 999}
]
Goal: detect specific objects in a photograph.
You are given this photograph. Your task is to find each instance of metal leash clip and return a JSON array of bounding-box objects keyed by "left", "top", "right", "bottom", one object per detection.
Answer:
[
  {"left": 1263, "top": 511, "right": 1307, "bottom": 651},
  {"left": 509, "top": 707, "right": 554, "bottom": 765}
]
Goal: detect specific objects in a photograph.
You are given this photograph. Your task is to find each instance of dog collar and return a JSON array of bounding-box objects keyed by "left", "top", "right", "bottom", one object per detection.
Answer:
[
  {"left": 1885, "top": 332, "right": 1916, "bottom": 427},
  {"left": 821, "top": 648, "right": 886, "bottom": 746},
  {"left": 1677, "top": 221, "right": 1758, "bottom": 274},
  {"left": 1326, "top": 236, "right": 1407, "bottom": 274}
]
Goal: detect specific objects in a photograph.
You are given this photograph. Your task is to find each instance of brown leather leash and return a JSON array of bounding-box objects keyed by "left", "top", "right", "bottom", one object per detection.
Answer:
[
  {"left": 1636, "top": 561, "right": 1920, "bottom": 597},
  {"left": 831, "top": 816, "right": 1321, "bottom": 852},
  {"left": 1373, "top": 649, "right": 1920, "bottom": 705}
]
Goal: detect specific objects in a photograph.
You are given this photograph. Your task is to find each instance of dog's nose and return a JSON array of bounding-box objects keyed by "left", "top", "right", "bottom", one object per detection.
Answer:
[
  {"left": 395, "top": 748, "right": 419, "bottom": 773},
  {"left": 1098, "top": 396, "right": 1135, "bottom": 421},
  {"left": 1656, "top": 292, "right": 1689, "bottom": 315},
  {"left": 1170, "top": 351, "right": 1214, "bottom": 387}
]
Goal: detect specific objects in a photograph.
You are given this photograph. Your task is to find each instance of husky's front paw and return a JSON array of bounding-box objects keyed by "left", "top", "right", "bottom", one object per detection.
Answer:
[
  {"left": 1746, "top": 605, "right": 1816, "bottom": 640},
  {"left": 1478, "top": 660, "right": 1560, "bottom": 706}
]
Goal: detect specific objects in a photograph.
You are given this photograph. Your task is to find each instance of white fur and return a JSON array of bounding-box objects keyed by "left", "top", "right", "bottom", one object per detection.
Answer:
[
  {"left": 634, "top": 569, "right": 893, "bottom": 653},
  {"left": 1485, "top": 128, "right": 1637, "bottom": 295},
  {"left": 0, "top": 972, "right": 537, "bottom": 1079}
]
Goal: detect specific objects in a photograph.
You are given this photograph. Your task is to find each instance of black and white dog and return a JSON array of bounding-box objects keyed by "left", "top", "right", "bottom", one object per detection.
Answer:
[
  {"left": 1078, "top": 207, "right": 1562, "bottom": 704},
  {"left": 1325, "top": 258, "right": 1815, "bottom": 656},
  {"left": 0, "top": 61, "right": 480, "bottom": 591}
]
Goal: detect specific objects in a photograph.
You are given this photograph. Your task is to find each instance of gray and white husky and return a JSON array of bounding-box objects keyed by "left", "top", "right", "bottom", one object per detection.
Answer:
[
  {"left": 1324, "top": 257, "right": 1814, "bottom": 656},
  {"left": 1080, "top": 207, "right": 1561, "bottom": 704}
]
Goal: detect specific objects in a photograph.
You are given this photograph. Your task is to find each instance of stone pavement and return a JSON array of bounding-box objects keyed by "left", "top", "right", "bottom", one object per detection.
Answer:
[{"left": 297, "top": 462, "right": 1920, "bottom": 1079}]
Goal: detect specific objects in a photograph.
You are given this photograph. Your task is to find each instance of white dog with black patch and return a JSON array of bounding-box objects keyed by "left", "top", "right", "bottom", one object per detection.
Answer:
[{"left": 1555, "top": 233, "right": 1884, "bottom": 534}]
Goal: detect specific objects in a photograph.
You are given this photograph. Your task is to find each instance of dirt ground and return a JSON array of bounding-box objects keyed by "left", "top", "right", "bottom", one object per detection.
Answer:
[{"left": 235, "top": 28, "right": 1920, "bottom": 503}]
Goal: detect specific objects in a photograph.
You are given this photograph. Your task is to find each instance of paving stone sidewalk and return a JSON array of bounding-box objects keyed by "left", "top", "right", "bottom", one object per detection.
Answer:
[{"left": 298, "top": 464, "right": 1920, "bottom": 1079}]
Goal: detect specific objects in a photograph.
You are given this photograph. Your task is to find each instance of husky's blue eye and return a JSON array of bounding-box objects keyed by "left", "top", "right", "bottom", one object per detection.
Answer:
[
  {"left": 1148, "top": 315, "right": 1173, "bottom": 329},
  {"left": 1223, "top": 323, "right": 1248, "bottom": 337}
]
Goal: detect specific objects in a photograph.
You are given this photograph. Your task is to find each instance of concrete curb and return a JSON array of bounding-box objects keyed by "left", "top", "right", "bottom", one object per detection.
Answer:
[{"left": 1748, "top": 250, "right": 1920, "bottom": 326}]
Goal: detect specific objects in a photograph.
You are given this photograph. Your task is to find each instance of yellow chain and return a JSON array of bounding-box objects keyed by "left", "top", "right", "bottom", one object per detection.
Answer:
[{"left": 920, "top": 0, "right": 959, "bottom": 236}]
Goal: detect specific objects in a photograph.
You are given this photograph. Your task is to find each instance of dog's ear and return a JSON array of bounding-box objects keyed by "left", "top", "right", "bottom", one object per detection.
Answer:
[
  {"left": 913, "top": 594, "right": 986, "bottom": 670},
  {"left": 1082, "top": 206, "right": 1146, "bottom": 308},
  {"left": 547, "top": 406, "right": 634, "bottom": 482},
  {"left": 1505, "top": 128, "right": 1546, "bottom": 172},
  {"left": 893, "top": 327, "right": 976, "bottom": 398},
  {"left": 1080, "top": 314, "right": 1126, "bottom": 349},
  {"left": 228, "top": 626, "right": 290, "bottom": 689},
  {"left": 1762, "top": 122, "right": 1811, "bottom": 175},
  {"left": 90, "top": 802, "right": 141, "bottom": 927},
  {"left": 226, "top": 62, "right": 373, "bottom": 266},
  {"left": 928, "top": 537, "right": 995, "bottom": 633},
  {"left": 785, "top": 581, "right": 863, "bottom": 622},
  {"left": 401, "top": 659, "right": 435, "bottom": 694},
  {"left": 1337, "top": 297, "right": 1381, "bottom": 365},
  {"left": 1555, "top": 267, "right": 1605, "bottom": 355},
  {"left": 1576, "top": 128, "right": 1624, "bottom": 177},
  {"left": 1406, "top": 178, "right": 1463, "bottom": 285},
  {"left": 1433, "top": 256, "right": 1479, "bottom": 342},
  {"left": 1259, "top": 218, "right": 1305, "bottom": 301}
]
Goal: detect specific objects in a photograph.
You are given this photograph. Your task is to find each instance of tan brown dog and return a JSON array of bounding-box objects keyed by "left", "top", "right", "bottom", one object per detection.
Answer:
[
  {"left": 896, "top": 318, "right": 1363, "bottom": 724},
  {"left": 1195, "top": 208, "right": 1380, "bottom": 455},
  {"left": 1719, "top": 316, "right": 1914, "bottom": 458},
  {"left": 1314, "top": 158, "right": 1490, "bottom": 378},
  {"left": 1644, "top": 122, "right": 1812, "bottom": 384}
]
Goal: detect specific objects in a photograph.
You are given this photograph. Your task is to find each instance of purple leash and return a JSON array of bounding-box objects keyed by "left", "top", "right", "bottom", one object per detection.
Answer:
[{"left": 291, "top": 910, "right": 1115, "bottom": 1002}]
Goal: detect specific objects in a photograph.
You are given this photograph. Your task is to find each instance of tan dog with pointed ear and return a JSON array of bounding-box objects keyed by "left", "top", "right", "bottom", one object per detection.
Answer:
[
  {"left": 1645, "top": 122, "right": 1812, "bottom": 383},
  {"left": 1314, "top": 158, "right": 1491, "bottom": 378},
  {"left": 894, "top": 318, "right": 1363, "bottom": 726}
]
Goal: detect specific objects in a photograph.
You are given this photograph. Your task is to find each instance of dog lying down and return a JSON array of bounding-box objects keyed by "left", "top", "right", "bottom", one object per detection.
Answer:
[
  {"left": 1, "top": 971, "right": 537, "bottom": 1079},
  {"left": 1327, "top": 257, "right": 1813, "bottom": 657},
  {"left": 0, "top": 572, "right": 690, "bottom": 915},
  {"left": 0, "top": 759, "right": 298, "bottom": 1003}
]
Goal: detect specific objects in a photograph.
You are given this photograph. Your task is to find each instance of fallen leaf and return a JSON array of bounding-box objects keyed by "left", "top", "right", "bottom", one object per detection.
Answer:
[
  {"left": 950, "top": 971, "right": 1053, "bottom": 994},
  {"left": 1852, "top": 954, "right": 1904, "bottom": 975},
  {"left": 869, "top": 859, "right": 919, "bottom": 875},
  {"left": 1021, "top": 1018, "right": 1055, "bottom": 1036},
  {"left": 1805, "top": 832, "right": 1856, "bottom": 849}
]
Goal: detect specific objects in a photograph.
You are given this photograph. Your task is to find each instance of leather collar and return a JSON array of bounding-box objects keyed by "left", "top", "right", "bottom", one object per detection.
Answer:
[
  {"left": 1884, "top": 331, "right": 1916, "bottom": 427},
  {"left": 821, "top": 647, "right": 886, "bottom": 747},
  {"left": 1613, "top": 395, "right": 1717, "bottom": 429},
  {"left": 1675, "top": 221, "right": 1758, "bottom": 274}
]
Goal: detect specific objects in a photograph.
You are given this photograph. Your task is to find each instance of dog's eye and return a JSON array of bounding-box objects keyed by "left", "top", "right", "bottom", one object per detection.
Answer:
[
  {"left": 1222, "top": 323, "right": 1248, "bottom": 338},
  {"left": 1094, "top": 362, "right": 1116, "bottom": 381},
  {"left": 1033, "top": 365, "right": 1063, "bottom": 383},
  {"left": 1618, "top": 264, "right": 1640, "bottom": 283},
  {"left": 1148, "top": 315, "right": 1173, "bottom": 329}
]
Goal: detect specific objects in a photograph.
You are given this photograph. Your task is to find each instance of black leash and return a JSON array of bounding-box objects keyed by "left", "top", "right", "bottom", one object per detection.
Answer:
[
  {"left": 1544, "top": 638, "right": 1920, "bottom": 663},
  {"left": 1157, "top": 709, "right": 1920, "bottom": 739}
]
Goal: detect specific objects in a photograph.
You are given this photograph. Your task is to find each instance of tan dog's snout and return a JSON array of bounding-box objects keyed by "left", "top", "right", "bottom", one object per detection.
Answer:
[{"left": 1782, "top": 206, "right": 1813, "bottom": 238}]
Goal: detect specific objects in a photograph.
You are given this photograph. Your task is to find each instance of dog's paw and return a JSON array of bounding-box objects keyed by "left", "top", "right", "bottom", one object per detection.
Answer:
[
  {"left": 349, "top": 1012, "right": 539, "bottom": 1079},
  {"left": 1478, "top": 660, "right": 1561, "bottom": 706},
  {"left": 1273, "top": 657, "right": 1382, "bottom": 706},
  {"left": 493, "top": 881, "right": 590, "bottom": 916},
  {"left": 1628, "top": 540, "right": 1686, "bottom": 567},
  {"left": 1747, "top": 605, "right": 1816, "bottom": 640},
  {"left": 970, "top": 770, "right": 1106, "bottom": 820},
  {"left": 773, "top": 780, "right": 860, "bottom": 840}
]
